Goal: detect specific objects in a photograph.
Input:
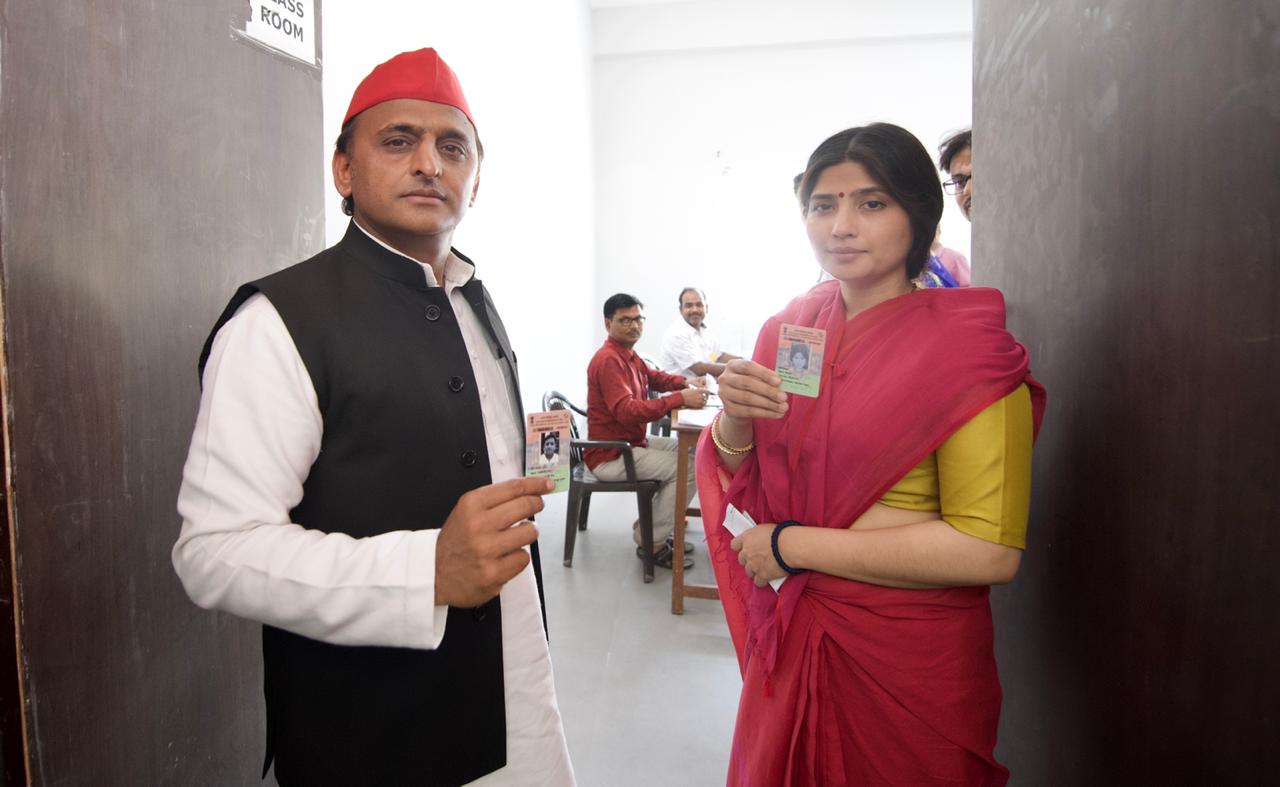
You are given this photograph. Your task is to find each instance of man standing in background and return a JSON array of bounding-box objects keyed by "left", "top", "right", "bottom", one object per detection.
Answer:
[
  {"left": 936, "top": 129, "right": 975, "bottom": 286},
  {"left": 940, "top": 128, "right": 973, "bottom": 221},
  {"left": 172, "top": 48, "right": 574, "bottom": 786},
  {"left": 659, "top": 287, "right": 740, "bottom": 378}
]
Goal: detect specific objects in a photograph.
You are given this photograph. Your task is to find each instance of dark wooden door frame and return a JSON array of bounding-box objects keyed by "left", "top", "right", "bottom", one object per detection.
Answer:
[{"left": 0, "top": 269, "right": 30, "bottom": 786}]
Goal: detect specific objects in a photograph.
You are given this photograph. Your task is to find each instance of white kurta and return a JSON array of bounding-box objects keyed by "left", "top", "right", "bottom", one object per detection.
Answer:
[{"left": 173, "top": 224, "right": 575, "bottom": 786}]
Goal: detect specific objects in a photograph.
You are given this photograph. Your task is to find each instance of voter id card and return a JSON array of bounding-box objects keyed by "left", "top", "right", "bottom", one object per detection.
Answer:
[
  {"left": 776, "top": 323, "right": 825, "bottom": 398},
  {"left": 525, "top": 410, "right": 571, "bottom": 492}
]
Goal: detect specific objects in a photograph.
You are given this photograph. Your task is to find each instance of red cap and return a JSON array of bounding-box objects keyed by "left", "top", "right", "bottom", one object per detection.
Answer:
[{"left": 342, "top": 48, "right": 475, "bottom": 132}]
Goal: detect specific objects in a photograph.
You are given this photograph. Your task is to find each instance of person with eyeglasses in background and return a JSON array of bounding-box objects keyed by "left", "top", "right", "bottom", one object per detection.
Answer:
[
  {"left": 918, "top": 128, "right": 976, "bottom": 289},
  {"left": 940, "top": 128, "right": 973, "bottom": 220},
  {"left": 584, "top": 293, "right": 709, "bottom": 570}
]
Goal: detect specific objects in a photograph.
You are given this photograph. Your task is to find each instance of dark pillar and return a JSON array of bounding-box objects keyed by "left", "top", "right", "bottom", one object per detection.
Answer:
[
  {"left": 0, "top": 1, "right": 324, "bottom": 783},
  {"left": 975, "top": 1, "right": 1278, "bottom": 783}
]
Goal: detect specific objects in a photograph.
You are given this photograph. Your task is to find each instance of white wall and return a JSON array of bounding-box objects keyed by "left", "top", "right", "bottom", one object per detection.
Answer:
[
  {"left": 319, "top": 1, "right": 973, "bottom": 405},
  {"left": 592, "top": 0, "right": 973, "bottom": 360},
  {"left": 322, "top": 0, "right": 597, "bottom": 409}
]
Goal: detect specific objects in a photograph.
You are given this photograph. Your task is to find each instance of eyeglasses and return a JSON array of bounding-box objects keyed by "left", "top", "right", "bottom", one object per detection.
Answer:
[
  {"left": 614, "top": 316, "right": 646, "bottom": 327},
  {"left": 942, "top": 174, "right": 971, "bottom": 195}
]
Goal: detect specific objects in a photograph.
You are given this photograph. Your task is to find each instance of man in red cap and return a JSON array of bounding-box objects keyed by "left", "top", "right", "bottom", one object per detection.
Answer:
[{"left": 173, "top": 48, "right": 574, "bottom": 786}]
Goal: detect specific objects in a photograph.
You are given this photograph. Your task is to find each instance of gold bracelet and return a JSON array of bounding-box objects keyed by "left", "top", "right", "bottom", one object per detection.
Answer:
[{"left": 710, "top": 411, "right": 754, "bottom": 456}]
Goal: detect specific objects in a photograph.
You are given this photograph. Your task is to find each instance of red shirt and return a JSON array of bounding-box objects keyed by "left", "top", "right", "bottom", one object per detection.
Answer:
[{"left": 584, "top": 337, "right": 687, "bottom": 469}]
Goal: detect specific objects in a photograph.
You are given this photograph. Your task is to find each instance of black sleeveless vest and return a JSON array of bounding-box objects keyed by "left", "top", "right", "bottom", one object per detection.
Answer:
[{"left": 198, "top": 224, "right": 543, "bottom": 786}]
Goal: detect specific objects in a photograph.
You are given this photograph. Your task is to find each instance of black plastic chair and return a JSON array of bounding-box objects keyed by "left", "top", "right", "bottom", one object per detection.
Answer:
[
  {"left": 542, "top": 390, "right": 662, "bottom": 583},
  {"left": 641, "top": 356, "right": 673, "bottom": 437}
]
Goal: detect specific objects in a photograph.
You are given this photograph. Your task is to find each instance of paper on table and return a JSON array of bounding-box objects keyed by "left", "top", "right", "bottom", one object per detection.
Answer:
[
  {"left": 674, "top": 405, "right": 720, "bottom": 429},
  {"left": 723, "top": 504, "right": 785, "bottom": 592}
]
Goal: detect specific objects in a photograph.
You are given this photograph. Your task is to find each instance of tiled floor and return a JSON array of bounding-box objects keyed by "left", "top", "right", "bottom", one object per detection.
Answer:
[{"left": 538, "top": 489, "right": 741, "bottom": 787}]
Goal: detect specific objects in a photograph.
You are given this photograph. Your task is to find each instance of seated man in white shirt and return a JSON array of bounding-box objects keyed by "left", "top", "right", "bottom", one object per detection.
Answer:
[{"left": 658, "top": 287, "right": 740, "bottom": 378}]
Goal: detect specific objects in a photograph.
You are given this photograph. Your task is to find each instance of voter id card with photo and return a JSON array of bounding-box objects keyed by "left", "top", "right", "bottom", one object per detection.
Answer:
[
  {"left": 776, "top": 324, "right": 825, "bottom": 398},
  {"left": 525, "top": 410, "right": 571, "bottom": 492}
]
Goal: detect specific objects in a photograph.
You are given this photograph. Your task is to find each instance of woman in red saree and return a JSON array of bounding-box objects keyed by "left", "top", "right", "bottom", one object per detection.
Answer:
[{"left": 699, "top": 124, "right": 1046, "bottom": 786}]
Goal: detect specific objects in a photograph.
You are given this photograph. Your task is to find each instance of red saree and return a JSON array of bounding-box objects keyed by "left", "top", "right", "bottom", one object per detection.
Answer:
[{"left": 697, "top": 282, "right": 1046, "bottom": 786}]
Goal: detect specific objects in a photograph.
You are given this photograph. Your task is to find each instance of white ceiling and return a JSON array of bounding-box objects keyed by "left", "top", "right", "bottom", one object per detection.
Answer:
[{"left": 586, "top": 0, "right": 697, "bottom": 9}]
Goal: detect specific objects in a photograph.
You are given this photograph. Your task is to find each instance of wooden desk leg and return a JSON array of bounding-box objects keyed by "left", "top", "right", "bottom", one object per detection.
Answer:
[{"left": 671, "top": 430, "right": 692, "bottom": 615}]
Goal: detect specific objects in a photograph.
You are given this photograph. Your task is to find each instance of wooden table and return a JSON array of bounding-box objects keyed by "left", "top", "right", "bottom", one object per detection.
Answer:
[{"left": 670, "top": 412, "right": 720, "bottom": 614}]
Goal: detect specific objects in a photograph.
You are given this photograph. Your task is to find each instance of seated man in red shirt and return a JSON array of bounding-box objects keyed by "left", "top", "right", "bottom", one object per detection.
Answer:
[{"left": 585, "top": 293, "right": 709, "bottom": 569}]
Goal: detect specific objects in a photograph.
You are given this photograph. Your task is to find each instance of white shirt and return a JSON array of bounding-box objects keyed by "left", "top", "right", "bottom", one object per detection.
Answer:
[
  {"left": 659, "top": 319, "right": 723, "bottom": 376},
  {"left": 172, "top": 223, "right": 575, "bottom": 786}
]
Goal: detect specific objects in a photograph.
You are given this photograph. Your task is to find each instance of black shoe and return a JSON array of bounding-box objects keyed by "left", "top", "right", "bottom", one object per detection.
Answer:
[
  {"left": 636, "top": 544, "right": 694, "bottom": 570},
  {"left": 666, "top": 535, "right": 695, "bottom": 555}
]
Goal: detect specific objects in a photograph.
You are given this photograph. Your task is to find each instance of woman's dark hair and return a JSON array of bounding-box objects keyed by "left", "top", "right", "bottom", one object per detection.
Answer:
[
  {"left": 334, "top": 115, "right": 485, "bottom": 217},
  {"left": 794, "top": 123, "right": 944, "bottom": 281},
  {"left": 603, "top": 293, "right": 643, "bottom": 319}
]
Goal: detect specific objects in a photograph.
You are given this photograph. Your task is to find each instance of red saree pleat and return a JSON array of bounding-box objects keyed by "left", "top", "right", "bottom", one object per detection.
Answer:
[
  {"left": 697, "top": 282, "right": 1044, "bottom": 786},
  {"left": 725, "top": 577, "right": 1008, "bottom": 786}
]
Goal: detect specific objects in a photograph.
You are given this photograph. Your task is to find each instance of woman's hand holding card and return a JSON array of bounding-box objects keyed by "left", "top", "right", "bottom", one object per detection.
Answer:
[{"left": 719, "top": 359, "right": 788, "bottom": 422}]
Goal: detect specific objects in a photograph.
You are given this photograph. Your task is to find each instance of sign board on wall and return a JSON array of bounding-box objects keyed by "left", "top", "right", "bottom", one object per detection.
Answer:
[{"left": 240, "top": 0, "right": 315, "bottom": 65}]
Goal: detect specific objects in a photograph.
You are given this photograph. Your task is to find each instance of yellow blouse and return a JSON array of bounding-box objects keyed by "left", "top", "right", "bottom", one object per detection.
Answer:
[{"left": 878, "top": 384, "right": 1033, "bottom": 548}]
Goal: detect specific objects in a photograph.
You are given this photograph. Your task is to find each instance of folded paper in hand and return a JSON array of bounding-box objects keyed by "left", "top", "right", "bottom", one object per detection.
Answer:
[{"left": 723, "top": 503, "right": 785, "bottom": 592}]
